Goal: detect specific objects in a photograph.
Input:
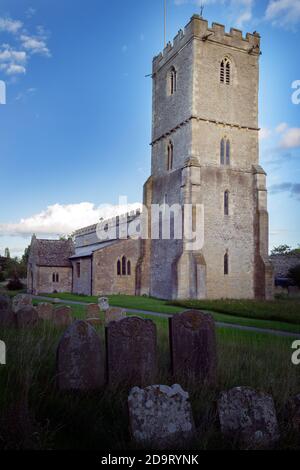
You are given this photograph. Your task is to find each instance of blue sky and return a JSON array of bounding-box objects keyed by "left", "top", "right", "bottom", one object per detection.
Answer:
[{"left": 0, "top": 0, "right": 299, "bottom": 257}]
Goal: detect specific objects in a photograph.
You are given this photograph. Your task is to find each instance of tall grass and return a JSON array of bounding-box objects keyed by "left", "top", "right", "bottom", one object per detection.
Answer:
[{"left": 0, "top": 312, "right": 299, "bottom": 450}]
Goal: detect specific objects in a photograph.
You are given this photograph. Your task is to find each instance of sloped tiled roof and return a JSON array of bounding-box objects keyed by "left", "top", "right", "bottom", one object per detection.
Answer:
[{"left": 35, "top": 239, "right": 74, "bottom": 267}]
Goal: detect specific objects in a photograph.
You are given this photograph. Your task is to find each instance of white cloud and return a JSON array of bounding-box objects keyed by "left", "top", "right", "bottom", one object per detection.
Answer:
[
  {"left": 20, "top": 34, "right": 51, "bottom": 57},
  {"left": 0, "top": 17, "right": 22, "bottom": 34},
  {"left": 6, "top": 64, "right": 26, "bottom": 75},
  {"left": 280, "top": 127, "right": 300, "bottom": 148},
  {"left": 0, "top": 202, "right": 142, "bottom": 238},
  {"left": 259, "top": 127, "right": 272, "bottom": 140},
  {"left": 0, "top": 44, "right": 27, "bottom": 75},
  {"left": 276, "top": 122, "right": 288, "bottom": 133},
  {"left": 174, "top": 0, "right": 254, "bottom": 27},
  {"left": 265, "top": 0, "right": 300, "bottom": 29}
]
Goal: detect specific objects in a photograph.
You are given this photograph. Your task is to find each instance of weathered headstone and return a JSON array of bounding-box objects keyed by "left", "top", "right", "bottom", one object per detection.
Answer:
[
  {"left": 218, "top": 386, "right": 280, "bottom": 449},
  {"left": 56, "top": 320, "right": 105, "bottom": 390},
  {"left": 286, "top": 394, "right": 300, "bottom": 432},
  {"left": 98, "top": 296, "right": 109, "bottom": 312},
  {"left": 15, "top": 306, "right": 38, "bottom": 328},
  {"left": 36, "top": 303, "right": 54, "bottom": 321},
  {"left": 105, "top": 307, "right": 126, "bottom": 325},
  {"left": 106, "top": 316, "right": 157, "bottom": 386},
  {"left": 128, "top": 384, "right": 195, "bottom": 449},
  {"left": 86, "top": 303, "right": 100, "bottom": 320},
  {"left": 12, "top": 294, "right": 32, "bottom": 313},
  {"left": 86, "top": 318, "right": 102, "bottom": 327},
  {"left": 0, "top": 295, "right": 15, "bottom": 327},
  {"left": 53, "top": 306, "right": 72, "bottom": 327},
  {"left": 169, "top": 310, "right": 217, "bottom": 384}
]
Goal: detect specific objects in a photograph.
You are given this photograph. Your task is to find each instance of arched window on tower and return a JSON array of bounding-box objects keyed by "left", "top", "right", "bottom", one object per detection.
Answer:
[
  {"left": 122, "top": 256, "right": 126, "bottom": 276},
  {"left": 220, "top": 138, "right": 231, "bottom": 165},
  {"left": 226, "top": 139, "right": 231, "bottom": 165},
  {"left": 224, "top": 190, "right": 229, "bottom": 216},
  {"left": 220, "top": 58, "right": 231, "bottom": 85},
  {"left": 117, "top": 259, "right": 121, "bottom": 276},
  {"left": 224, "top": 252, "right": 229, "bottom": 275},
  {"left": 167, "top": 141, "right": 173, "bottom": 171},
  {"left": 169, "top": 67, "right": 177, "bottom": 95}
]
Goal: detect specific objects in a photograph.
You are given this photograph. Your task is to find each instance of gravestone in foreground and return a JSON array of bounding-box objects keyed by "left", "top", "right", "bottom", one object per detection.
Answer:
[
  {"left": 12, "top": 294, "right": 32, "bottom": 313},
  {"left": 53, "top": 306, "right": 72, "bottom": 327},
  {"left": 128, "top": 384, "right": 195, "bottom": 449},
  {"left": 218, "top": 386, "right": 280, "bottom": 449},
  {"left": 106, "top": 316, "right": 157, "bottom": 386},
  {"left": 56, "top": 320, "right": 105, "bottom": 390},
  {"left": 86, "top": 303, "right": 100, "bottom": 320},
  {"left": 0, "top": 295, "right": 15, "bottom": 327},
  {"left": 36, "top": 303, "right": 54, "bottom": 321},
  {"left": 15, "top": 306, "right": 38, "bottom": 328},
  {"left": 169, "top": 310, "right": 217, "bottom": 384}
]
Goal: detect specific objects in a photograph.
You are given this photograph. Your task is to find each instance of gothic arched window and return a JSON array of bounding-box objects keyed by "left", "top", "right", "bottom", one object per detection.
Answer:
[
  {"left": 127, "top": 260, "right": 131, "bottom": 276},
  {"left": 169, "top": 67, "right": 177, "bottom": 95},
  {"left": 220, "top": 139, "right": 225, "bottom": 165},
  {"left": 220, "top": 58, "right": 231, "bottom": 85},
  {"left": 167, "top": 141, "right": 173, "bottom": 171},
  {"left": 122, "top": 256, "right": 126, "bottom": 276},
  {"left": 224, "top": 190, "right": 229, "bottom": 216},
  {"left": 117, "top": 260, "right": 121, "bottom": 276},
  {"left": 226, "top": 139, "right": 231, "bottom": 165},
  {"left": 224, "top": 252, "right": 229, "bottom": 275}
]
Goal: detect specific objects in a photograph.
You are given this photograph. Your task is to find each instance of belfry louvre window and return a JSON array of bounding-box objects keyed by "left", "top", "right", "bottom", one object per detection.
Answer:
[
  {"left": 167, "top": 141, "right": 173, "bottom": 171},
  {"left": 220, "top": 58, "right": 231, "bottom": 85},
  {"left": 169, "top": 67, "right": 177, "bottom": 95},
  {"left": 220, "top": 138, "right": 231, "bottom": 165}
]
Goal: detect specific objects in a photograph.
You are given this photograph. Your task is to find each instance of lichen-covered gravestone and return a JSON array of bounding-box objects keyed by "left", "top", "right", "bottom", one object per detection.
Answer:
[
  {"left": 53, "top": 306, "right": 72, "bottom": 327},
  {"left": 36, "top": 303, "right": 54, "bottom": 321},
  {"left": 98, "top": 297, "right": 109, "bottom": 312},
  {"left": 56, "top": 320, "right": 105, "bottom": 390},
  {"left": 0, "top": 295, "right": 15, "bottom": 328},
  {"left": 218, "top": 386, "right": 280, "bottom": 449},
  {"left": 128, "top": 384, "right": 195, "bottom": 449},
  {"left": 106, "top": 316, "right": 157, "bottom": 386},
  {"left": 286, "top": 394, "right": 300, "bottom": 432},
  {"left": 169, "top": 310, "right": 217, "bottom": 384},
  {"left": 12, "top": 294, "right": 32, "bottom": 313},
  {"left": 86, "top": 303, "right": 100, "bottom": 320},
  {"left": 15, "top": 306, "right": 38, "bottom": 328},
  {"left": 105, "top": 307, "right": 126, "bottom": 325}
]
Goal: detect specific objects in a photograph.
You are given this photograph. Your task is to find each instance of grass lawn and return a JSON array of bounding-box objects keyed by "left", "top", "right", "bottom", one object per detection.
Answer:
[
  {"left": 170, "top": 298, "right": 300, "bottom": 326},
  {"left": 0, "top": 304, "right": 299, "bottom": 450},
  {"left": 36, "top": 293, "right": 300, "bottom": 335}
]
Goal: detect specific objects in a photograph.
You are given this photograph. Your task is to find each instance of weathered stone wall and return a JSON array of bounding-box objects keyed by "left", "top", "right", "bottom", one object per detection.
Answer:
[
  {"left": 72, "top": 258, "right": 92, "bottom": 296},
  {"left": 92, "top": 239, "right": 141, "bottom": 296},
  {"left": 35, "top": 267, "right": 72, "bottom": 294}
]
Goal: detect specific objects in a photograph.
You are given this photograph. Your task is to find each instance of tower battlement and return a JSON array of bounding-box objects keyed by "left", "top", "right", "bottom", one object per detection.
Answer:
[{"left": 153, "top": 14, "right": 260, "bottom": 73}]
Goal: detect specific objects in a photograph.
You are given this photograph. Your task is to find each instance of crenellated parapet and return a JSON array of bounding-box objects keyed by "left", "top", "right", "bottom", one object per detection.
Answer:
[{"left": 153, "top": 14, "right": 260, "bottom": 73}]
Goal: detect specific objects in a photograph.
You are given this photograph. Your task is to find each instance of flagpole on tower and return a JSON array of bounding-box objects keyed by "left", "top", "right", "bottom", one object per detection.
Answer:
[{"left": 164, "top": 0, "right": 167, "bottom": 48}]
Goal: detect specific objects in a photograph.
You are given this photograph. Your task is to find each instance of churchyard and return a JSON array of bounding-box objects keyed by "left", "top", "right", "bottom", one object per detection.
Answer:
[{"left": 0, "top": 292, "right": 299, "bottom": 450}]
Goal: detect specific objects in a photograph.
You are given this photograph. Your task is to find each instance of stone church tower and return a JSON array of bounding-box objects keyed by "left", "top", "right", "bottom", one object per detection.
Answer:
[{"left": 142, "top": 15, "right": 274, "bottom": 300}]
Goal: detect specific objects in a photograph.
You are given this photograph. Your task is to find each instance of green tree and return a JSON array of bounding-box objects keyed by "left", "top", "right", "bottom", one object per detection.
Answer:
[
  {"left": 271, "top": 244, "right": 292, "bottom": 256},
  {"left": 288, "top": 265, "right": 300, "bottom": 288}
]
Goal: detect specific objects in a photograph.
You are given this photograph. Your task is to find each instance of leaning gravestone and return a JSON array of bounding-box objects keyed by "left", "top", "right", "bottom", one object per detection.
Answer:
[
  {"left": 86, "top": 303, "right": 100, "bottom": 320},
  {"left": 169, "top": 310, "right": 217, "bottom": 384},
  {"left": 0, "top": 295, "right": 15, "bottom": 327},
  {"left": 218, "top": 386, "right": 280, "bottom": 449},
  {"left": 106, "top": 316, "right": 157, "bottom": 386},
  {"left": 128, "top": 384, "right": 195, "bottom": 449},
  {"left": 56, "top": 320, "right": 105, "bottom": 390},
  {"left": 53, "top": 306, "right": 72, "bottom": 327},
  {"left": 12, "top": 294, "right": 32, "bottom": 313},
  {"left": 105, "top": 307, "right": 126, "bottom": 325},
  {"left": 98, "top": 297, "right": 109, "bottom": 312},
  {"left": 36, "top": 303, "right": 54, "bottom": 321},
  {"left": 15, "top": 306, "right": 38, "bottom": 328}
]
